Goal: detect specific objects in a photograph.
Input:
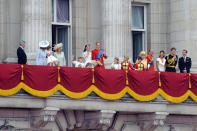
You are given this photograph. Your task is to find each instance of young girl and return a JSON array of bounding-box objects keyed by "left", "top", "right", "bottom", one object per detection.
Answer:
[
  {"left": 111, "top": 57, "right": 121, "bottom": 69},
  {"left": 72, "top": 55, "right": 85, "bottom": 68},
  {"left": 47, "top": 45, "right": 59, "bottom": 66}
]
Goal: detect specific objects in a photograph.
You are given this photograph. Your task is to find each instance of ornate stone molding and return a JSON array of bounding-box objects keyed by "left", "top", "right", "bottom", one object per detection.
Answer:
[
  {"left": 81, "top": 110, "right": 116, "bottom": 131},
  {"left": 63, "top": 110, "right": 76, "bottom": 130},
  {"left": 137, "top": 112, "right": 169, "bottom": 131},
  {"left": 30, "top": 107, "right": 60, "bottom": 128}
]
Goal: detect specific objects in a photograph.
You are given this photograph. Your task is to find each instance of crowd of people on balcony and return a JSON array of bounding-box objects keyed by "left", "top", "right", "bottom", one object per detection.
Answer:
[{"left": 17, "top": 40, "right": 192, "bottom": 73}]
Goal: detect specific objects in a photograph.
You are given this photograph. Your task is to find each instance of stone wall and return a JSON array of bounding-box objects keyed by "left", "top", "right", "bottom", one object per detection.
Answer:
[
  {"left": 148, "top": 0, "right": 169, "bottom": 56},
  {"left": 0, "top": 96, "right": 197, "bottom": 131},
  {"left": 1, "top": 0, "right": 197, "bottom": 72},
  {"left": 72, "top": 0, "right": 103, "bottom": 58},
  {"left": 0, "top": 0, "right": 7, "bottom": 62},
  {"left": 168, "top": 0, "right": 197, "bottom": 72},
  {"left": 72, "top": 0, "right": 88, "bottom": 58},
  {"left": 0, "top": 0, "right": 21, "bottom": 64}
]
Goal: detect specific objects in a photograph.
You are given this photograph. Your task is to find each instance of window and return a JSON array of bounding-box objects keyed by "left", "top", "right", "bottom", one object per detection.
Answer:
[
  {"left": 131, "top": 5, "right": 147, "bottom": 63},
  {"left": 51, "top": 0, "right": 72, "bottom": 66},
  {"left": 132, "top": 6, "right": 144, "bottom": 29},
  {"left": 52, "top": 0, "right": 70, "bottom": 23},
  {"left": 132, "top": 31, "right": 143, "bottom": 63},
  {"left": 52, "top": 25, "right": 69, "bottom": 65}
]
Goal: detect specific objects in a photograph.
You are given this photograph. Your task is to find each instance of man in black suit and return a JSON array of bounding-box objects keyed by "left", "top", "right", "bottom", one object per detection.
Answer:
[
  {"left": 17, "top": 41, "right": 27, "bottom": 64},
  {"left": 178, "top": 49, "right": 192, "bottom": 73}
]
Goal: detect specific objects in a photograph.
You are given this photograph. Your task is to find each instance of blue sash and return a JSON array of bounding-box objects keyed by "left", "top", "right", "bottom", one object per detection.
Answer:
[
  {"left": 96, "top": 49, "right": 103, "bottom": 60},
  {"left": 150, "top": 61, "right": 154, "bottom": 66}
]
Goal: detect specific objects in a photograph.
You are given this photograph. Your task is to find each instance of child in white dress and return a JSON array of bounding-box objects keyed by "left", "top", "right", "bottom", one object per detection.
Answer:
[
  {"left": 47, "top": 46, "right": 59, "bottom": 66},
  {"left": 111, "top": 57, "right": 121, "bottom": 69},
  {"left": 72, "top": 55, "right": 85, "bottom": 68}
]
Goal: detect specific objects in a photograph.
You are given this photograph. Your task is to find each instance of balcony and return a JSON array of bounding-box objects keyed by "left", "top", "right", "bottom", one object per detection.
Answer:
[{"left": 0, "top": 64, "right": 197, "bottom": 131}]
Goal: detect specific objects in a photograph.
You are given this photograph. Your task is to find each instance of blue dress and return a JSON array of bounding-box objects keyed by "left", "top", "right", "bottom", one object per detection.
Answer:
[{"left": 36, "top": 49, "right": 47, "bottom": 65}]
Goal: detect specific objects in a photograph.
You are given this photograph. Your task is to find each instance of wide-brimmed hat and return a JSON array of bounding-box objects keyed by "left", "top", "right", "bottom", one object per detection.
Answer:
[
  {"left": 39, "top": 40, "right": 50, "bottom": 48},
  {"left": 139, "top": 51, "right": 146, "bottom": 56},
  {"left": 54, "top": 43, "right": 63, "bottom": 51}
]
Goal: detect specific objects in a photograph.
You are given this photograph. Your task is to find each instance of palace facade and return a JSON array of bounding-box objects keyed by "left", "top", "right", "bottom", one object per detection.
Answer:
[{"left": 1, "top": 0, "right": 197, "bottom": 131}]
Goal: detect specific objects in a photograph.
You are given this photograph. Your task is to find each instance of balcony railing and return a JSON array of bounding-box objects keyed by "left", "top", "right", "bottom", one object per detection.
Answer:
[{"left": 0, "top": 64, "right": 197, "bottom": 103}]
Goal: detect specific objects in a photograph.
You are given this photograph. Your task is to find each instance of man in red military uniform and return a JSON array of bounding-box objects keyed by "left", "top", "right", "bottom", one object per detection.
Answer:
[
  {"left": 92, "top": 42, "right": 107, "bottom": 69},
  {"left": 146, "top": 49, "right": 155, "bottom": 71}
]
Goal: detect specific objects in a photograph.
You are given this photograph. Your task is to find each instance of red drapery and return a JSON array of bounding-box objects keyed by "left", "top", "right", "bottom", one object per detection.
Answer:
[{"left": 0, "top": 64, "right": 195, "bottom": 103}]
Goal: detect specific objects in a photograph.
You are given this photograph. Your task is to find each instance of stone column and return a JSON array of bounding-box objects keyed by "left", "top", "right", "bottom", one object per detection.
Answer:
[
  {"left": 0, "top": 0, "right": 7, "bottom": 62},
  {"left": 1, "top": 0, "right": 21, "bottom": 64},
  {"left": 102, "top": 0, "right": 131, "bottom": 67},
  {"left": 169, "top": 0, "right": 197, "bottom": 72},
  {"left": 21, "top": 0, "right": 52, "bottom": 64}
]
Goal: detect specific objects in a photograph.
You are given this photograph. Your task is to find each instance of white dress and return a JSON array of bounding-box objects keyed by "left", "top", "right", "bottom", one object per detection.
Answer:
[
  {"left": 47, "top": 50, "right": 58, "bottom": 66},
  {"left": 82, "top": 51, "right": 92, "bottom": 65},
  {"left": 111, "top": 63, "right": 121, "bottom": 70},
  {"left": 156, "top": 58, "right": 166, "bottom": 71},
  {"left": 72, "top": 61, "right": 85, "bottom": 68}
]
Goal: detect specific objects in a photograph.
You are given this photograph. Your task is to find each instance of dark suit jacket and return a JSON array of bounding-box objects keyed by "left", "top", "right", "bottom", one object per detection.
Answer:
[
  {"left": 17, "top": 47, "right": 27, "bottom": 64},
  {"left": 178, "top": 56, "right": 192, "bottom": 73}
]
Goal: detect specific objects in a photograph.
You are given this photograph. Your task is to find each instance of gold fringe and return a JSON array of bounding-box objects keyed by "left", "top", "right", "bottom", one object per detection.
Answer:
[
  {"left": 92, "top": 68, "right": 95, "bottom": 84},
  {"left": 0, "top": 67, "right": 196, "bottom": 103},
  {"left": 158, "top": 72, "right": 161, "bottom": 87},
  {"left": 0, "top": 82, "right": 195, "bottom": 103},
  {"left": 58, "top": 66, "right": 61, "bottom": 83},
  {"left": 21, "top": 65, "right": 24, "bottom": 81},
  {"left": 189, "top": 73, "right": 191, "bottom": 89}
]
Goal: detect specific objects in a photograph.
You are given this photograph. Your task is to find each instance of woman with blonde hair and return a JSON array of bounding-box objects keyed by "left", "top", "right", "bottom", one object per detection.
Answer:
[
  {"left": 136, "top": 51, "right": 148, "bottom": 71},
  {"left": 54, "top": 43, "right": 66, "bottom": 66}
]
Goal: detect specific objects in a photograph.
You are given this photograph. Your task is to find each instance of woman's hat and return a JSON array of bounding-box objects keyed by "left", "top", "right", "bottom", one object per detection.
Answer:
[
  {"left": 39, "top": 40, "right": 50, "bottom": 48},
  {"left": 54, "top": 43, "right": 63, "bottom": 51},
  {"left": 139, "top": 51, "right": 146, "bottom": 56}
]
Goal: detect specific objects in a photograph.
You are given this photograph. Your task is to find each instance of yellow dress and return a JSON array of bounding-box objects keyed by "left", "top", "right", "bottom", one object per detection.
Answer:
[{"left": 142, "top": 59, "right": 148, "bottom": 70}]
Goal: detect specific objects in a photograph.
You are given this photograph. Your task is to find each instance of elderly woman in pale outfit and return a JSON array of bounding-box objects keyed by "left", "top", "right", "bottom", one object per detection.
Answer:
[
  {"left": 54, "top": 43, "right": 66, "bottom": 66},
  {"left": 36, "top": 40, "right": 49, "bottom": 65},
  {"left": 82, "top": 44, "right": 92, "bottom": 65}
]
